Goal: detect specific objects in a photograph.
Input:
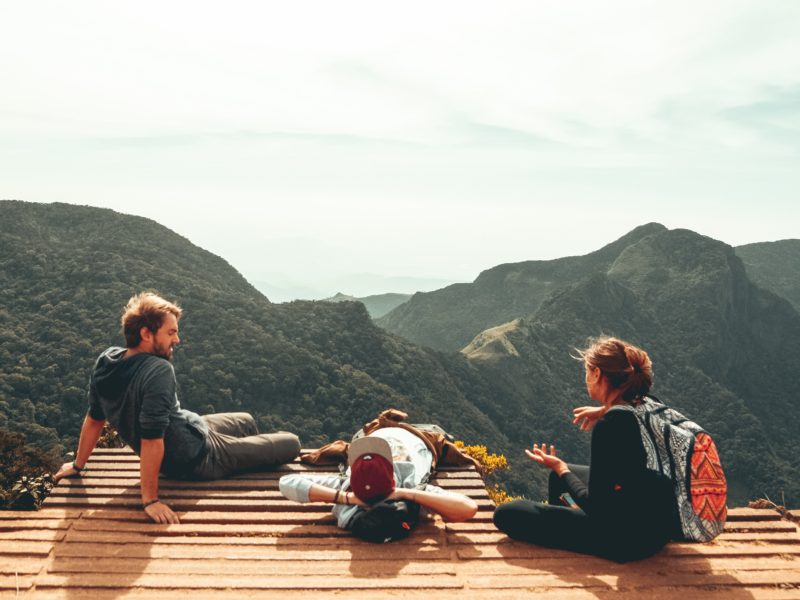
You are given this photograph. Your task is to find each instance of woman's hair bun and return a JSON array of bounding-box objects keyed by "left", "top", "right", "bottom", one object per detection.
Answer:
[{"left": 579, "top": 336, "right": 653, "bottom": 403}]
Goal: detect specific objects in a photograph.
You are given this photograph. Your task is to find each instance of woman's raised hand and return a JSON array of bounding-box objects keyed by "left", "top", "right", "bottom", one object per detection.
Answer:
[
  {"left": 525, "top": 442, "right": 569, "bottom": 476},
  {"left": 572, "top": 405, "right": 607, "bottom": 432}
]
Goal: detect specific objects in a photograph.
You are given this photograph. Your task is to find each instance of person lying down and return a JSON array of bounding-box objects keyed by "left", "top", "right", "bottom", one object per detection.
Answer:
[{"left": 279, "top": 427, "right": 478, "bottom": 543}]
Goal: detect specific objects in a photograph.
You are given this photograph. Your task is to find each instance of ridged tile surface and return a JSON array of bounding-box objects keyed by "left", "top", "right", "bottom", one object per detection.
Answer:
[{"left": 1, "top": 448, "right": 798, "bottom": 599}]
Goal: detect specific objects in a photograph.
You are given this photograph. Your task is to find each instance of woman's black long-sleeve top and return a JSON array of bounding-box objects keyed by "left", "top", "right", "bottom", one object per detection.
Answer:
[{"left": 561, "top": 407, "right": 680, "bottom": 554}]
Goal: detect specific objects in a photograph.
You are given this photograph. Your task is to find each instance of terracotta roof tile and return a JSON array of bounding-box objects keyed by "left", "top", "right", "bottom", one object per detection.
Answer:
[{"left": 1, "top": 447, "right": 798, "bottom": 598}]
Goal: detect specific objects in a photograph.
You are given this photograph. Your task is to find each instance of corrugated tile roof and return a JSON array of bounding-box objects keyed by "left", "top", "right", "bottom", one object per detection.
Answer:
[{"left": 2, "top": 447, "right": 799, "bottom": 599}]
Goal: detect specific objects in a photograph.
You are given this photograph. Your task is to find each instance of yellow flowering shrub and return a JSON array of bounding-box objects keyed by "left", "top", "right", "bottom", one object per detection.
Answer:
[
  {"left": 454, "top": 441, "right": 508, "bottom": 476},
  {"left": 486, "top": 484, "right": 521, "bottom": 506},
  {"left": 454, "top": 441, "right": 519, "bottom": 505}
]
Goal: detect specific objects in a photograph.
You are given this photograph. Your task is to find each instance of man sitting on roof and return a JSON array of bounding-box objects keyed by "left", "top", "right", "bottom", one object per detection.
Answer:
[
  {"left": 54, "top": 291, "right": 301, "bottom": 524},
  {"left": 279, "top": 425, "right": 478, "bottom": 542}
]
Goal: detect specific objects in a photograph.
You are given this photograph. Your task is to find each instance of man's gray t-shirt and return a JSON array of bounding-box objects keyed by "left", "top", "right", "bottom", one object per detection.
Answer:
[{"left": 88, "top": 346, "right": 208, "bottom": 476}]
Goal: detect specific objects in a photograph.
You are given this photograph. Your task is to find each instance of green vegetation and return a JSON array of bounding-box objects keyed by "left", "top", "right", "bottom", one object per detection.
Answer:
[
  {"left": 377, "top": 223, "right": 668, "bottom": 352},
  {"left": 1, "top": 201, "right": 798, "bottom": 507},
  {"left": 322, "top": 292, "right": 411, "bottom": 318},
  {"left": 379, "top": 225, "right": 800, "bottom": 506},
  {"left": 0, "top": 427, "right": 58, "bottom": 509},
  {"left": 736, "top": 239, "right": 800, "bottom": 313},
  {"left": 0, "top": 201, "right": 527, "bottom": 500}
]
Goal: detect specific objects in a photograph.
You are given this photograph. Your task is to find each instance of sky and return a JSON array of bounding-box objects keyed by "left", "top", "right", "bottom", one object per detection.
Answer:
[{"left": 1, "top": 1, "right": 799, "bottom": 301}]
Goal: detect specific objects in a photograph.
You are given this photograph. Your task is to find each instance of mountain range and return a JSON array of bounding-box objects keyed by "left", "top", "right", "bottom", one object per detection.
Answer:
[
  {"left": 736, "top": 240, "right": 800, "bottom": 313},
  {"left": 1, "top": 201, "right": 798, "bottom": 505},
  {"left": 377, "top": 224, "right": 800, "bottom": 504},
  {"left": 322, "top": 292, "right": 411, "bottom": 318},
  {"left": 0, "top": 201, "right": 523, "bottom": 489}
]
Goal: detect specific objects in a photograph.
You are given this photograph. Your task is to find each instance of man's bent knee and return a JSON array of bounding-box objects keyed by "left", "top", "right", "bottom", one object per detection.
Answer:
[
  {"left": 236, "top": 412, "right": 258, "bottom": 435},
  {"left": 269, "top": 432, "right": 301, "bottom": 464}
]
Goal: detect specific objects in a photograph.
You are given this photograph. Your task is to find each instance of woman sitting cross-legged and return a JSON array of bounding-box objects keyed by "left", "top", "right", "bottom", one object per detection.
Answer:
[{"left": 493, "top": 336, "right": 727, "bottom": 562}]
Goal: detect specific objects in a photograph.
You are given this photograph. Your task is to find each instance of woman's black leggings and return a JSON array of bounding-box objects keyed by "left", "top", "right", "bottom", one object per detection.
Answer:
[{"left": 492, "top": 464, "right": 666, "bottom": 562}]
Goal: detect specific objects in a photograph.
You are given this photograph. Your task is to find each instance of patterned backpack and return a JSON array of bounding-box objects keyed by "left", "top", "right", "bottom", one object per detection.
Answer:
[{"left": 612, "top": 397, "right": 727, "bottom": 542}]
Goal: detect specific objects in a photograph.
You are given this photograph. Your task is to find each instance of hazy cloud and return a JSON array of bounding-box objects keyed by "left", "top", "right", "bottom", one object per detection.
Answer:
[{"left": 1, "top": 1, "right": 798, "bottom": 297}]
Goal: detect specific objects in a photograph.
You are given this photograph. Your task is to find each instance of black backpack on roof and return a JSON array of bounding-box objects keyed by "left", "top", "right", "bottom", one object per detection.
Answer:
[
  {"left": 348, "top": 499, "right": 421, "bottom": 544},
  {"left": 345, "top": 420, "right": 451, "bottom": 543}
]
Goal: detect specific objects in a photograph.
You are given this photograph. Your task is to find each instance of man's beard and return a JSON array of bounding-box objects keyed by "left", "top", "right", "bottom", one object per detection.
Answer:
[{"left": 153, "top": 341, "right": 174, "bottom": 362}]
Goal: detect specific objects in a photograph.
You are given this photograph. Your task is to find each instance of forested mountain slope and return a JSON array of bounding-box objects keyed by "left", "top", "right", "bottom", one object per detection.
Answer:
[
  {"left": 736, "top": 239, "right": 800, "bottom": 313},
  {"left": 1, "top": 202, "right": 797, "bottom": 505},
  {"left": 376, "top": 223, "right": 667, "bottom": 352},
  {"left": 322, "top": 292, "right": 411, "bottom": 318},
  {"left": 460, "top": 227, "right": 800, "bottom": 504},
  {"left": 0, "top": 201, "right": 509, "bottom": 478}
]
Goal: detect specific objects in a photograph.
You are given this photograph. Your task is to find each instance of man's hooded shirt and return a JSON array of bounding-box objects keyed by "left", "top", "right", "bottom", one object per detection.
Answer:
[{"left": 88, "top": 347, "right": 208, "bottom": 475}]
